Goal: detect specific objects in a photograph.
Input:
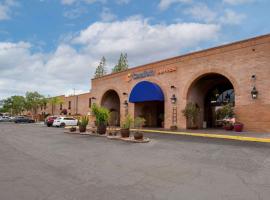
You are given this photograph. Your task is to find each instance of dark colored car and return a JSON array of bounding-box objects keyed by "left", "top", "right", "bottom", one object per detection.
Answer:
[
  {"left": 14, "top": 116, "right": 35, "bottom": 123},
  {"left": 45, "top": 116, "right": 58, "bottom": 127}
]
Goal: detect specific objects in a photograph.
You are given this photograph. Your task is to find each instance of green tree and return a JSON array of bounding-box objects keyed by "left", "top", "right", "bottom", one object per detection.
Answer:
[
  {"left": 24, "top": 91, "right": 45, "bottom": 115},
  {"left": 0, "top": 96, "right": 25, "bottom": 115},
  {"left": 48, "top": 96, "right": 64, "bottom": 115},
  {"left": 94, "top": 56, "right": 107, "bottom": 78},
  {"left": 112, "top": 53, "right": 129, "bottom": 73}
]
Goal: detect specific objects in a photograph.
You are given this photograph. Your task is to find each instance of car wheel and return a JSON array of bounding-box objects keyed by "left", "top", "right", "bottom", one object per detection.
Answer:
[{"left": 60, "top": 123, "right": 66, "bottom": 128}]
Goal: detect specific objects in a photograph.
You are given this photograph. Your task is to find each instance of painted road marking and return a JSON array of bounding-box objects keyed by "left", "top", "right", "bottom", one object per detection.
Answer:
[{"left": 131, "top": 129, "right": 270, "bottom": 143}]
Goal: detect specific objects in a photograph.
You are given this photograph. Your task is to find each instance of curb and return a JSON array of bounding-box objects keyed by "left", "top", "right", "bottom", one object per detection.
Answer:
[{"left": 131, "top": 129, "right": 270, "bottom": 143}]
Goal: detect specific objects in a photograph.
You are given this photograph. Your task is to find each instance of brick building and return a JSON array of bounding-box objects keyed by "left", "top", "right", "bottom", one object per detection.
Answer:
[{"left": 39, "top": 34, "right": 270, "bottom": 132}]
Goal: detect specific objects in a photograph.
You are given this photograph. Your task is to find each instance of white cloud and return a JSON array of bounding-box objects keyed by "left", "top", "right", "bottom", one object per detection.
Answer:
[
  {"left": 0, "top": 0, "right": 18, "bottom": 20},
  {"left": 185, "top": 3, "right": 217, "bottom": 23},
  {"left": 158, "top": 0, "right": 192, "bottom": 10},
  {"left": 0, "top": 18, "right": 220, "bottom": 98},
  {"left": 220, "top": 9, "right": 246, "bottom": 25},
  {"left": 223, "top": 0, "right": 254, "bottom": 5},
  {"left": 100, "top": 7, "right": 117, "bottom": 22}
]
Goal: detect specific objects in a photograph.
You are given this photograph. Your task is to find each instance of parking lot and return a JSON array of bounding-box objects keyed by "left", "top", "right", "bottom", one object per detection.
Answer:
[{"left": 0, "top": 122, "right": 270, "bottom": 200}]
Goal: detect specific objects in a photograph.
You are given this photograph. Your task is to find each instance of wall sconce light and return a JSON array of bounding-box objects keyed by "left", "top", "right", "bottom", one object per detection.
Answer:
[
  {"left": 170, "top": 94, "right": 177, "bottom": 104},
  {"left": 123, "top": 100, "right": 128, "bottom": 107},
  {"left": 251, "top": 74, "right": 256, "bottom": 81},
  {"left": 251, "top": 86, "right": 258, "bottom": 99}
]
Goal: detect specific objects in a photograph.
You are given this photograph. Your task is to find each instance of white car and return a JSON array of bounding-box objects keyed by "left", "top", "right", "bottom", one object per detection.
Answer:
[{"left": 52, "top": 117, "right": 78, "bottom": 127}]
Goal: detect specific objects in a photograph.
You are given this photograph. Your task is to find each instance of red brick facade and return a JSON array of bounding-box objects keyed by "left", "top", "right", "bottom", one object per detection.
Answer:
[
  {"left": 36, "top": 34, "right": 270, "bottom": 132},
  {"left": 91, "top": 34, "right": 270, "bottom": 132}
]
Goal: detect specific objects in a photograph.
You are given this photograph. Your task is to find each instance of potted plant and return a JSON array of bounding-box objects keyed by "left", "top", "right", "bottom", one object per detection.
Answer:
[
  {"left": 91, "top": 104, "right": 110, "bottom": 135},
  {"left": 223, "top": 121, "right": 234, "bottom": 131},
  {"left": 234, "top": 122, "right": 244, "bottom": 132},
  {"left": 133, "top": 117, "right": 146, "bottom": 140},
  {"left": 182, "top": 102, "right": 200, "bottom": 129},
  {"left": 120, "top": 114, "right": 133, "bottom": 138},
  {"left": 78, "top": 116, "right": 89, "bottom": 133},
  {"left": 215, "top": 103, "right": 235, "bottom": 130},
  {"left": 70, "top": 126, "right": 76, "bottom": 132}
]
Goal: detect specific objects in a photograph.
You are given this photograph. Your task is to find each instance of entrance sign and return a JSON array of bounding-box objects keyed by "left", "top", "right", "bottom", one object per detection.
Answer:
[
  {"left": 126, "top": 66, "right": 177, "bottom": 82},
  {"left": 133, "top": 70, "right": 155, "bottom": 80}
]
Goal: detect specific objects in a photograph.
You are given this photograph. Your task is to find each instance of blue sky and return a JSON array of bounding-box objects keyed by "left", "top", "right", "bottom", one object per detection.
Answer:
[{"left": 0, "top": 0, "right": 269, "bottom": 99}]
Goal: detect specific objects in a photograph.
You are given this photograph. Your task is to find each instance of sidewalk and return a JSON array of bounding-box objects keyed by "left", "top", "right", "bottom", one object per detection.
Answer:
[{"left": 132, "top": 128, "right": 270, "bottom": 143}]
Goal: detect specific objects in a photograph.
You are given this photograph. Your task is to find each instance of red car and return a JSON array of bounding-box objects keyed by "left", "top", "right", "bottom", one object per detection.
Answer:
[{"left": 45, "top": 116, "right": 58, "bottom": 127}]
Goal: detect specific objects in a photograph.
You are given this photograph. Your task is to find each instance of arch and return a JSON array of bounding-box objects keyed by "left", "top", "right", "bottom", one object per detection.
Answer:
[
  {"left": 129, "top": 81, "right": 165, "bottom": 128},
  {"left": 129, "top": 81, "right": 164, "bottom": 103},
  {"left": 101, "top": 90, "right": 120, "bottom": 126},
  {"left": 185, "top": 72, "right": 236, "bottom": 129},
  {"left": 183, "top": 69, "right": 240, "bottom": 100}
]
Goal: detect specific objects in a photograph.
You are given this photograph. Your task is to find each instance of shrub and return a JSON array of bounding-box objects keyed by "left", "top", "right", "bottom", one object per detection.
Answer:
[
  {"left": 182, "top": 102, "right": 200, "bottom": 129},
  {"left": 216, "top": 103, "right": 234, "bottom": 120},
  {"left": 121, "top": 114, "right": 134, "bottom": 129},
  {"left": 134, "top": 117, "right": 146, "bottom": 129},
  {"left": 78, "top": 116, "right": 89, "bottom": 128},
  {"left": 91, "top": 103, "right": 110, "bottom": 126}
]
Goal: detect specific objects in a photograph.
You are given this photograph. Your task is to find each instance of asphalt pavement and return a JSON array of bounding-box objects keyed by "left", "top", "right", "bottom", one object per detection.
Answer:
[{"left": 0, "top": 122, "right": 270, "bottom": 200}]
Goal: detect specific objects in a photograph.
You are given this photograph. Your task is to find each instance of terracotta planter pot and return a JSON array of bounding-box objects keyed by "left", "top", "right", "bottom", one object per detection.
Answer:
[
  {"left": 97, "top": 124, "right": 107, "bottom": 135},
  {"left": 79, "top": 126, "right": 86, "bottom": 133},
  {"left": 120, "top": 128, "right": 130, "bottom": 138},
  {"left": 70, "top": 127, "right": 76, "bottom": 132},
  {"left": 134, "top": 131, "right": 143, "bottom": 140},
  {"left": 234, "top": 123, "right": 244, "bottom": 132},
  {"left": 223, "top": 124, "right": 234, "bottom": 131}
]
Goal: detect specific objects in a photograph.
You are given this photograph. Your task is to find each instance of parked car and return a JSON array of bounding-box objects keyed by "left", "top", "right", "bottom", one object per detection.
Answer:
[
  {"left": 14, "top": 116, "right": 35, "bottom": 123},
  {"left": 52, "top": 117, "right": 78, "bottom": 127},
  {"left": 0, "top": 116, "right": 12, "bottom": 122},
  {"left": 45, "top": 116, "right": 58, "bottom": 127}
]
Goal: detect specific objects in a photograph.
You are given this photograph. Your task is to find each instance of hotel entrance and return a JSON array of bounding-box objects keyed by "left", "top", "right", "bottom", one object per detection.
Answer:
[
  {"left": 129, "top": 81, "right": 165, "bottom": 128},
  {"left": 187, "top": 73, "right": 235, "bottom": 128}
]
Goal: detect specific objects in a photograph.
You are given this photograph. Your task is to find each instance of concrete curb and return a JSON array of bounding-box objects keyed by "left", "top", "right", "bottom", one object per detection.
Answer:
[{"left": 131, "top": 129, "right": 270, "bottom": 143}]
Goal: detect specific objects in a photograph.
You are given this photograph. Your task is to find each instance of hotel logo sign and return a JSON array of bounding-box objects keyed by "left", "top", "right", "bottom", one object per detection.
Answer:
[{"left": 126, "top": 66, "right": 177, "bottom": 82}]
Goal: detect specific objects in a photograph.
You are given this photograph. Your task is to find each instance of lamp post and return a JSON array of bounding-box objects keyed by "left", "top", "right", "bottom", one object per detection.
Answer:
[{"left": 170, "top": 94, "right": 177, "bottom": 130}]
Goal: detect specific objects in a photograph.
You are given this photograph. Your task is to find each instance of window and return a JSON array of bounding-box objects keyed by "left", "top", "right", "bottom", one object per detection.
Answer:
[
  {"left": 89, "top": 98, "right": 92, "bottom": 108},
  {"left": 68, "top": 101, "right": 71, "bottom": 109},
  {"left": 60, "top": 103, "right": 63, "bottom": 110}
]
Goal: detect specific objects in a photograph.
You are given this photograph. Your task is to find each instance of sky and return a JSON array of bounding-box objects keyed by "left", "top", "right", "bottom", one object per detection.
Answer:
[{"left": 0, "top": 0, "right": 269, "bottom": 99}]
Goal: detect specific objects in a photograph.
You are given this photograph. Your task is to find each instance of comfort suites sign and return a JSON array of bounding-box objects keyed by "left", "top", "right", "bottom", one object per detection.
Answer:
[{"left": 126, "top": 66, "right": 177, "bottom": 82}]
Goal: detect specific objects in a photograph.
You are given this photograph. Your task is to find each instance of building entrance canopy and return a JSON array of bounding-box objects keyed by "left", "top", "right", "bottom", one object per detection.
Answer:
[{"left": 129, "top": 81, "right": 164, "bottom": 103}]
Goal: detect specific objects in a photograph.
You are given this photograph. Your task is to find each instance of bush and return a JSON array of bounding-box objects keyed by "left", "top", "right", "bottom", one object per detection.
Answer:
[
  {"left": 121, "top": 114, "right": 134, "bottom": 129},
  {"left": 134, "top": 117, "right": 146, "bottom": 129},
  {"left": 216, "top": 103, "right": 234, "bottom": 120},
  {"left": 78, "top": 116, "right": 89, "bottom": 128},
  {"left": 91, "top": 103, "right": 110, "bottom": 126},
  {"left": 182, "top": 102, "right": 200, "bottom": 129}
]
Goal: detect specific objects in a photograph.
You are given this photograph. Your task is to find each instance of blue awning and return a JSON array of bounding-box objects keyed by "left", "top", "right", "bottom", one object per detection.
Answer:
[{"left": 129, "top": 81, "right": 164, "bottom": 103}]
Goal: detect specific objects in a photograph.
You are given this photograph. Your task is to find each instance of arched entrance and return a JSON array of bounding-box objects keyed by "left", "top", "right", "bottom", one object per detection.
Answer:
[
  {"left": 129, "top": 81, "right": 165, "bottom": 127},
  {"left": 187, "top": 73, "right": 235, "bottom": 128},
  {"left": 101, "top": 90, "right": 120, "bottom": 126}
]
